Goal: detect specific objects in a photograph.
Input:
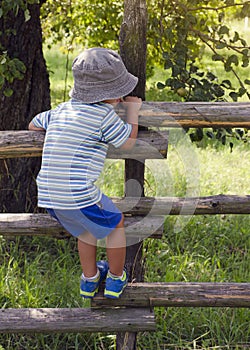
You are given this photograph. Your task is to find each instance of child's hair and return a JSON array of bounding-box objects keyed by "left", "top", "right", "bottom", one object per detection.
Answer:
[{"left": 69, "top": 47, "right": 138, "bottom": 104}]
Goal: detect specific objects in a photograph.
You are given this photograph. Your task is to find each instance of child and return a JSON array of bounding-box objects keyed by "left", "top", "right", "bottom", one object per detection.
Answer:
[{"left": 29, "top": 47, "right": 142, "bottom": 299}]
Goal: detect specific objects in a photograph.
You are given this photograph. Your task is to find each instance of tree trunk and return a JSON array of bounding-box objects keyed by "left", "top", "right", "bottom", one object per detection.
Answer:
[
  {"left": 117, "top": 0, "right": 148, "bottom": 349},
  {"left": 119, "top": 0, "right": 148, "bottom": 282},
  {"left": 0, "top": 2, "right": 50, "bottom": 213}
]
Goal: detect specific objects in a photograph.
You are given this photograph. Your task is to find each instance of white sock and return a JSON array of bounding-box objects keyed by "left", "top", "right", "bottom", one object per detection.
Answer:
[
  {"left": 82, "top": 269, "right": 100, "bottom": 281},
  {"left": 108, "top": 270, "right": 124, "bottom": 279}
]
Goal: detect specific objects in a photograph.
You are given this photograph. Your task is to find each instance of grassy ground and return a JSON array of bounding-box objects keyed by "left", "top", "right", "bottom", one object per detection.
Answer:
[{"left": 0, "top": 42, "right": 249, "bottom": 349}]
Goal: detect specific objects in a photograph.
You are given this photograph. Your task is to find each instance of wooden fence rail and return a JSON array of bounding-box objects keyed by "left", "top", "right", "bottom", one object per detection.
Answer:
[
  {"left": 0, "top": 307, "right": 156, "bottom": 334},
  {"left": 0, "top": 213, "right": 164, "bottom": 239},
  {"left": 0, "top": 195, "right": 249, "bottom": 239},
  {"left": 1, "top": 282, "right": 249, "bottom": 334},
  {"left": 141, "top": 102, "right": 250, "bottom": 128},
  {"left": 1, "top": 102, "right": 250, "bottom": 159},
  {"left": 93, "top": 282, "right": 250, "bottom": 308},
  {"left": 113, "top": 195, "right": 250, "bottom": 215},
  {"left": 0, "top": 130, "right": 168, "bottom": 159}
]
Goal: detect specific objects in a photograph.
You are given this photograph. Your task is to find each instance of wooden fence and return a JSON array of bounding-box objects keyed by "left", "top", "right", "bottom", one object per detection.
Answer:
[{"left": 0, "top": 102, "right": 249, "bottom": 348}]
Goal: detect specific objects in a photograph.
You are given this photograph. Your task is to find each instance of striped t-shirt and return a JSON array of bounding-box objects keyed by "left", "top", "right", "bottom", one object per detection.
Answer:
[{"left": 31, "top": 99, "right": 132, "bottom": 209}]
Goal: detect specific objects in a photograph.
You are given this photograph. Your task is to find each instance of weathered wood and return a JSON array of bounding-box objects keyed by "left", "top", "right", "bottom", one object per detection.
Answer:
[
  {"left": 0, "top": 213, "right": 163, "bottom": 239},
  {"left": 119, "top": 0, "right": 148, "bottom": 347},
  {"left": 0, "top": 130, "right": 168, "bottom": 159},
  {"left": 1, "top": 102, "right": 250, "bottom": 159},
  {"left": 113, "top": 195, "right": 250, "bottom": 215},
  {"left": 140, "top": 102, "right": 250, "bottom": 128},
  {"left": 0, "top": 307, "right": 156, "bottom": 334},
  {"left": 93, "top": 282, "right": 250, "bottom": 308},
  {"left": 0, "top": 195, "right": 249, "bottom": 238}
]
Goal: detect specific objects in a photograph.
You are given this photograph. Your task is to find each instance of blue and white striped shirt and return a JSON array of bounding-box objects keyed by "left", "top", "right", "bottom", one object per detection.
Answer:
[{"left": 32, "top": 99, "right": 132, "bottom": 209}]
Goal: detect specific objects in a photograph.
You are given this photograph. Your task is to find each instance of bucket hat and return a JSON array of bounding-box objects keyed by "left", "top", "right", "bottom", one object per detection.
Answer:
[{"left": 69, "top": 47, "right": 138, "bottom": 103}]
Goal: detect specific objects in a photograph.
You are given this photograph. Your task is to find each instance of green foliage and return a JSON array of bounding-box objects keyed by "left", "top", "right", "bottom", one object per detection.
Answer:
[
  {"left": 3, "top": 0, "right": 250, "bottom": 106},
  {"left": 146, "top": 0, "right": 250, "bottom": 146},
  {"left": 0, "top": 52, "right": 26, "bottom": 97},
  {"left": 148, "top": 0, "right": 250, "bottom": 102},
  {"left": 0, "top": 0, "right": 38, "bottom": 19},
  {"left": 41, "top": 0, "right": 123, "bottom": 51},
  {"left": 0, "top": 0, "right": 39, "bottom": 96},
  {"left": 40, "top": 0, "right": 250, "bottom": 102},
  {"left": 187, "top": 126, "right": 250, "bottom": 151}
]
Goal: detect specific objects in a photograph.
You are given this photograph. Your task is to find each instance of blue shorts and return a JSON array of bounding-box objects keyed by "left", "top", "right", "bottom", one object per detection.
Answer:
[{"left": 46, "top": 194, "right": 122, "bottom": 239}]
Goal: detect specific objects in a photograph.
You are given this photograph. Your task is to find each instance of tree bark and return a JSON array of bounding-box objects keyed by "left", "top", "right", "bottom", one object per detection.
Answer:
[
  {"left": 0, "top": 2, "right": 50, "bottom": 212},
  {"left": 119, "top": 0, "right": 148, "bottom": 282},
  {"left": 118, "top": 1, "right": 148, "bottom": 349}
]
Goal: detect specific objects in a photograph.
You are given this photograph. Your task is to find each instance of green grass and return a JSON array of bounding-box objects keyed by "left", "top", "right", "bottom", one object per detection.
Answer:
[
  {"left": 0, "top": 42, "right": 249, "bottom": 349},
  {"left": 44, "top": 47, "right": 76, "bottom": 107}
]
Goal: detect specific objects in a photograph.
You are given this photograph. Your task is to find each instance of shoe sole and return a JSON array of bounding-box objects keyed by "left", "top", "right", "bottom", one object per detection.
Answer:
[
  {"left": 80, "top": 286, "right": 98, "bottom": 299},
  {"left": 104, "top": 283, "right": 127, "bottom": 299}
]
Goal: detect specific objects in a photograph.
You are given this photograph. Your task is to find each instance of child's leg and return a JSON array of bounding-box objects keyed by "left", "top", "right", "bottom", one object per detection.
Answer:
[
  {"left": 106, "top": 214, "right": 126, "bottom": 276},
  {"left": 78, "top": 231, "right": 97, "bottom": 278}
]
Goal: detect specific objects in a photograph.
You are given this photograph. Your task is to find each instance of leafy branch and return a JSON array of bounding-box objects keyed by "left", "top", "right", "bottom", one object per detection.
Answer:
[
  {"left": 183, "top": 1, "right": 250, "bottom": 12},
  {"left": 190, "top": 27, "right": 250, "bottom": 54},
  {"left": 190, "top": 26, "right": 250, "bottom": 100},
  {"left": 0, "top": 0, "right": 39, "bottom": 96}
]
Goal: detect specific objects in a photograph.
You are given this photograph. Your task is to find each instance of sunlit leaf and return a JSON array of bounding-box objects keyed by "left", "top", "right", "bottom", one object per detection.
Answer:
[{"left": 4, "top": 88, "right": 13, "bottom": 97}]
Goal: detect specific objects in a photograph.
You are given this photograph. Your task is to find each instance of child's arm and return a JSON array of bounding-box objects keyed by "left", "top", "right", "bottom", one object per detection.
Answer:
[
  {"left": 28, "top": 110, "right": 51, "bottom": 131},
  {"left": 28, "top": 121, "right": 45, "bottom": 131},
  {"left": 120, "top": 96, "right": 142, "bottom": 150}
]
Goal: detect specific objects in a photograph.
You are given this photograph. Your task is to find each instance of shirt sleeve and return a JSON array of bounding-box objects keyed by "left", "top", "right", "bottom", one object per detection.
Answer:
[
  {"left": 31, "top": 110, "right": 51, "bottom": 130},
  {"left": 100, "top": 109, "right": 132, "bottom": 148}
]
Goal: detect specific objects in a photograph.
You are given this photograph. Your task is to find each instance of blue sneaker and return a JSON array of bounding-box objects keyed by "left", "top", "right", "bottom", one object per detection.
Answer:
[
  {"left": 104, "top": 270, "right": 128, "bottom": 299},
  {"left": 80, "top": 260, "right": 109, "bottom": 299}
]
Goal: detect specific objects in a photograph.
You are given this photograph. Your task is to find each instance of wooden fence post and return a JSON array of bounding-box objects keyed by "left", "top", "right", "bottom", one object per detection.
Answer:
[{"left": 117, "top": 0, "right": 148, "bottom": 348}]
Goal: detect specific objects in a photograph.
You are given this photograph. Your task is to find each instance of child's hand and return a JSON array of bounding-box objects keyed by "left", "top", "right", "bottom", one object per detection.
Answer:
[
  {"left": 122, "top": 96, "right": 142, "bottom": 114},
  {"left": 120, "top": 96, "right": 141, "bottom": 150}
]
